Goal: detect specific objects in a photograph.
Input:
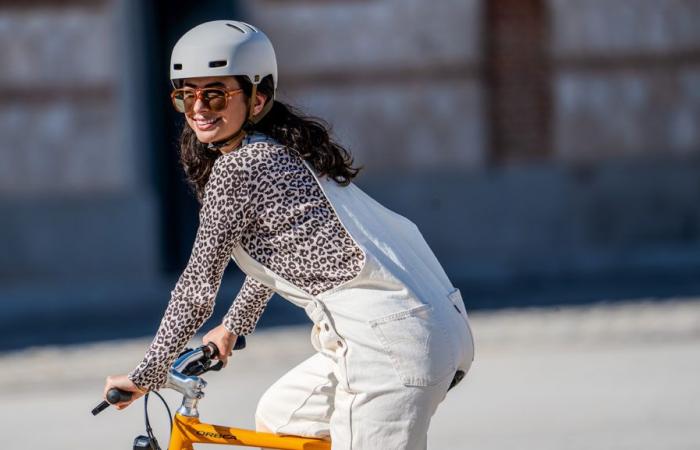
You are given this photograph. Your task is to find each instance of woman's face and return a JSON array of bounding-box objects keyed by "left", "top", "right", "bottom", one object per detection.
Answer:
[{"left": 180, "top": 76, "right": 248, "bottom": 144}]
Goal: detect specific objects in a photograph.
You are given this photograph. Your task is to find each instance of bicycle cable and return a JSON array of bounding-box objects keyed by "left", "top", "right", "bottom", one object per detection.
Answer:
[{"left": 143, "top": 391, "right": 172, "bottom": 450}]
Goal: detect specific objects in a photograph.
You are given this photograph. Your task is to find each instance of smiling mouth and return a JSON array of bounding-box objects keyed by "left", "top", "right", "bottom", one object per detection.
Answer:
[{"left": 193, "top": 117, "right": 221, "bottom": 131}]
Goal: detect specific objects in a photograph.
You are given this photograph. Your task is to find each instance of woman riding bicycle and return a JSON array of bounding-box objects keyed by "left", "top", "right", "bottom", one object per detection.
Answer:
[{"left": 104, "top": 20, "right": 474, "bottom": 450}]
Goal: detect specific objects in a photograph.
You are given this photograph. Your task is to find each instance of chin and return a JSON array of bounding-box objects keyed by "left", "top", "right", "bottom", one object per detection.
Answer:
[{"left": 193, "top": 130, "right": 221, "bottom": 144}]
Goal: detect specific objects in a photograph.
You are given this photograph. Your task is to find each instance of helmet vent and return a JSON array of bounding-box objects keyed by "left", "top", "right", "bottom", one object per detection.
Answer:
[
  {"left": 173, "top": 64, "right": 182, "bottom": 70},
  {"left": 240, "top": 23, "right": 258, "bottom": 33},
  {"left": 209, "top": 60, "right": 227, "bottom": 68},
  {"left": 226, "top": 23, "right": 246, "bottom": 33}
]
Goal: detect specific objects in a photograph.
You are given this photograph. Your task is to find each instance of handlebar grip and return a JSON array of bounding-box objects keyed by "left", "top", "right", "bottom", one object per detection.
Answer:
[
  {"left": 91, "top": 388, "right": 133, "bottom": 416},
  {"left": 91, "top": 401, "right": 110, "bottom": 416},
  {"left": 205, "top": 342, "right": 220, "bottom": 358},
  {"left": 233, "top": 335, "right": 246, "bottom": 350},
  {"left": 204, "top": 335, "right": 246, "bottom": 359},
  {"left": 106, "top": 388, "right": 133, "bottom": 404}
]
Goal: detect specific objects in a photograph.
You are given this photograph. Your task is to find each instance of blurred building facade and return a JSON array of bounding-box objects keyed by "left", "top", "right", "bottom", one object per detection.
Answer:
[
  {"left": 246, "top": 0, "right": 700, "bottom": 294},
  {"left": 1, "top": 0, "right": 699, "bottom": 346},
  {"left": 0, "top": 1, "right": 157, "bottom": 282}
]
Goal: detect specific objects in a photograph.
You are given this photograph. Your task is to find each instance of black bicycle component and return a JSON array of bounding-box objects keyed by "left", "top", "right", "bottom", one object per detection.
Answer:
[
  {"left": 91, "top": 388, "right": 134, "bottom": 416},
  {"left": 204, "top": 335, "right": 247, "bottom": 355},
  {"left": 180, "top": 345, "right": 217, "bottom": 377},
  {"left": 108, "top": 388, "right": 133, "bottom": 404},
  {"left": 140, "top": 391, "right": 168, "bottom": 450},
  {"left": 180, "top": 337, "right": 247, "bottom": 376},
  {"left": 150, "top": 391, "right": 173, "bottom": 433},
  {"left": 133, "top": 434, "right": 159, "bottom": 450},
  {"left": 91, "top": 401, "right": 110, "bottom": 416},
  {"left": 181, "top": 359, "right": 212, "bottom": 376},
  {"left": 210, "top": 360, "right": 225, "bottom": 371},
  {"left": 234, "top": 335, "right": 247, "bottom": 350},
  {"left": 203, "top": 341, "right": 219, "bottom": 358},
  {"left": 448, "top": 370, "right": 465, "bottom": 391}
]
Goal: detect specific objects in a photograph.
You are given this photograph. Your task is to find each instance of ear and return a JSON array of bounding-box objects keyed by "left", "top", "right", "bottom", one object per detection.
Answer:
[{"left": 252, "top": 90, "right": 268, "bottom": 116}]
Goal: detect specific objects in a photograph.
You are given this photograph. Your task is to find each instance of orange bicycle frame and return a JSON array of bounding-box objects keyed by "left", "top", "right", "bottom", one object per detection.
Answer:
[{"left": 169, "top": 413, "right": 330, "bottom": 449}]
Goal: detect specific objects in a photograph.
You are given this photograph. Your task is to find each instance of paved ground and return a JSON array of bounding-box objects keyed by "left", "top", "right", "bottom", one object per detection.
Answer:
[{"left": 2, "top": 299, "right": 699, "bottom": 449}]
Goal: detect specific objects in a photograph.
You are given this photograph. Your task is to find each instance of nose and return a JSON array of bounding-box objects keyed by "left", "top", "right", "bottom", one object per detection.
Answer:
[{"left": 192, "top": 97, "right": 209, "bottom": 114}]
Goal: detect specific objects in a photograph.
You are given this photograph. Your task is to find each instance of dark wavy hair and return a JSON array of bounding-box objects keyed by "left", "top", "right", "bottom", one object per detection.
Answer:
[{"left": 177, "top": 75, "right": 362, "bottom": 204}]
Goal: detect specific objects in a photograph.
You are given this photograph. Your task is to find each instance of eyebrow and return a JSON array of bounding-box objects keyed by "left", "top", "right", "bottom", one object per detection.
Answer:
[{"left": 183, "top": 81, "right": 227, "bottom": 88}]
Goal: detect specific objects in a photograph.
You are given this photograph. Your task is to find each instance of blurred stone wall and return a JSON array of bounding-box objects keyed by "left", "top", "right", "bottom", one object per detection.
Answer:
[
  {"left": 245, "top": 0, "right": 486, "bottom": 172},
  {"left": 0, "top": 1, "right": 159, "bottom": 282},
  {"left": 244, "top": 0, "right": 700, "bottom": 286},
  {"left": 550, "top": 0, "right": 700, "bottom": 160},
  {"left": 1, "top": 0, "right": 699, "bottom": 313}
]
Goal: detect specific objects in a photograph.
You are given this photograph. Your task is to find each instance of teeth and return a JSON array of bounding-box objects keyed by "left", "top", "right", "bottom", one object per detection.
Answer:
[{"left": 196, "top": 118, "right": 218, "bottom": 124}]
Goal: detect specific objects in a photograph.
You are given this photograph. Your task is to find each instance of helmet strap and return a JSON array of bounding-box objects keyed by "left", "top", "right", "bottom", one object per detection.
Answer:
[
  {"left": 247, "top": 83, "right": 274, "bottom": 125},
  {"left": 206, "top": 127, "right": 247, "bottom": 153},
  {"left": 206, "top": 82, "right": 273, "bottom": 153},
  {"left": 248, "top": 83, "right": 258, "bottom": 121}
]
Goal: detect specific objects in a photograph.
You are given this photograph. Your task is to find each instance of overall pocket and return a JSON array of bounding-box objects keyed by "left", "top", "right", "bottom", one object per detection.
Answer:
[{"left": 368, "top": 304, "right": 455, "bottom": 387}]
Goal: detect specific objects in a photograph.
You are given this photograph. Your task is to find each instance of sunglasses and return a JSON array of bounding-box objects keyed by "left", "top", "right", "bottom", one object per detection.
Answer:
[{"left": 170, "top": 87, "right": 244, "bottom": 113}]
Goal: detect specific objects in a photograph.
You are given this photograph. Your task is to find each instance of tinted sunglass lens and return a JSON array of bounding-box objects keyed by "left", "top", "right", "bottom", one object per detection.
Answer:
[
  {"left": 182, "top": 91, "right": 198, "bottom": 112},
  {"left": 172, "top": 94, "right": 186, "bottom": 113},
  {"left": 171, "top": 89, "right": 228, "bottom": 113},
  {"left": 205, "top": 90, "right": 227, "bottom": 111}
]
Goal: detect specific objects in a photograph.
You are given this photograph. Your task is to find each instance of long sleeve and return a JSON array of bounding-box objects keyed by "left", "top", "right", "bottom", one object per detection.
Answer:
[
  {"left": 223, "top": 276, "right": 275, "bottom": 336},
  {"left": 128, "top": 152, "right": 258, "bottom": 391}
]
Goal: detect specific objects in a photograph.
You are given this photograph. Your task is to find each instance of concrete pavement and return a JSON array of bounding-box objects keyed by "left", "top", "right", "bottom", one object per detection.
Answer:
[{"left": 1, "top": 299, "right": 699, "bottom": 449}]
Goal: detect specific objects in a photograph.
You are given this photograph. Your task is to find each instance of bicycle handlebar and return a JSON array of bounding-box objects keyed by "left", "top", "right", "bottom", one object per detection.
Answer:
[
  {"left": 91, "top": 389, "right": 132, "bottom": 416},
  {"left": 107, "top": 388, "right": 134, "bottom": 403},
  {"left": 92, "top": 336, "right": 246, "bottom": 416}
]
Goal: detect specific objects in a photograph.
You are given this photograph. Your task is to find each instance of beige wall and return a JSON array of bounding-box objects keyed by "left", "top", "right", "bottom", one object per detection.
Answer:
[
  {"left": 0, "top": 4, "right": 136, "bottom": 196},
  {"left": 549, "top": 0, "right": 700, "bottom": 55},
  {"left": 553, "top": 69, "right": 700, "bottom": 160},
  {"left": 550, "top": 0, "right": 700, "bottom": 161},
  {"left": 244, "top": 0, "right": 700, "bottom": 168},
  {"left": 244, "top": 0, "right": 486, "bottom": 172},
  {"left": 2, "top": 0, "right": 700, "bottom": 287},
  {"left": 240, "top": 0, "right": 700, "bottom": 284},
  {"left": 0, "top": 1, "right": 158, "bottom": 281}
]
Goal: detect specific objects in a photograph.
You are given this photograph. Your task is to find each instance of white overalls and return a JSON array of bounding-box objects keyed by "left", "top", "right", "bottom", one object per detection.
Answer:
[{"left": 230, "top": 135, "right": 475, "bottom": 449}]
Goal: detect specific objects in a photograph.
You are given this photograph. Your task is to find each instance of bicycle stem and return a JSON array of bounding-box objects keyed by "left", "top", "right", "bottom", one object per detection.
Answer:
[
  {"left": 162, "top": 346, "right": 214, "bottom": 418},
  {"left": 164, "top": 368, "right": 207, "bottom": 418}
]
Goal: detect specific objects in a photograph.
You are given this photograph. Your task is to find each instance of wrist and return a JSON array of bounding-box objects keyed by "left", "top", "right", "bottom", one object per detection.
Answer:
[
  {"left": 127, "top": 373, "right": 149, "bottom": 393},
  {"left": 133, "top": 381, "right": 148, "bottom": 394},
  {"left": 221, "top": 318, "right": 237, "bottom": 335}
]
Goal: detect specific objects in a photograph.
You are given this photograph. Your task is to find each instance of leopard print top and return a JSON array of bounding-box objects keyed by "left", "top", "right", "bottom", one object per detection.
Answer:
[{"left": 128, "top": 134, "right": 366, "bottom": 390}]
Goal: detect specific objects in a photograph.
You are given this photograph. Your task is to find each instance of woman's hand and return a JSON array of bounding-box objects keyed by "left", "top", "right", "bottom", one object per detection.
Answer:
[
  {"left": 203, "top": 324, "right": 238, "bottom": 367},
  {"left": 103, "top": 374, "right": 147, "bottom": 410}
]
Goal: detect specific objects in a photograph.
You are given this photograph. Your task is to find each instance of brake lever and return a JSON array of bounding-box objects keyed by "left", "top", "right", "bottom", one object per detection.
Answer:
[
  {"left": 180, "top": 358, "right": 223, "bottom": 376},
  {"left": 161, "top": 337, "right": 247, "bottom": 377},
  {"left": 208, "top": 360, "right": 224, "bottom": 372},
  {"left": 181, "top": 361, "right": 208, "bottom": 376}
]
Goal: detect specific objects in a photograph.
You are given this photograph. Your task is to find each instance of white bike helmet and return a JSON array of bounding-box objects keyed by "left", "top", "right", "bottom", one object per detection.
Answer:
[{"left": 170, "top": 20, "right": 277, "bottom": 148}]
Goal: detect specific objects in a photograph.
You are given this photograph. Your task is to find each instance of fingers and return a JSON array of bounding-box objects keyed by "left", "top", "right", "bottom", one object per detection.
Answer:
[
  {"left": 115, "top": 392, "right": 142, "bottom": 410},
  {"left": 103, "top": 375, "right": 116, "bottom": 399},
  {"left": 110, "top": 389, "right": 143, "bottom": 410},
  {"left": 208, "top": 344, "right": 232, "bottom": 367},
  {"left": 202, "top": 325, "right": 236, "bottom": 364},
  {"left": 103, "top": 374, "right": 145, "bottom": 411},
  {"left": 115, "top": 401, "right": 131, "bottom": 410},
  {"left": 202, "top": 324, "right": 238, "bottom": 370}
]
